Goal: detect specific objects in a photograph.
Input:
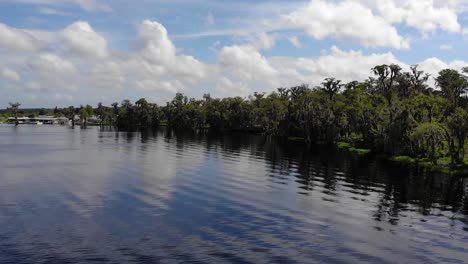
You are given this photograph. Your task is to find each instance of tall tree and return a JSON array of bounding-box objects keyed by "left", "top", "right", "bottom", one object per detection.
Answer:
[
  {"left": 435, "top": 69, "right": 468, "bottom": 108},
  {"left": 372, "top": 64, "right": 402, "bottom": 104},
  {"left": 409, "top": 65, "right": 429, "bottom": 93},
  {"left": 96, "top": 102, "right": 105, "bottom": 127},
  {"left": 64, "top": 106, "right": 76, "bottom": 128},
  {"left": 321, "top": 78, "right": 342, "bottom": 100},
  {"left": 8, "top": 102, "right": 21, "bottom": 126}
]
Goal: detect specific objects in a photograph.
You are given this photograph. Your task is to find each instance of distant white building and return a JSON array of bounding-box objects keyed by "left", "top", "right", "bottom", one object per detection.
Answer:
[
  {"left": 7, "top": 116, "right": 70, "bottom": 125},
  {"left": 88, "top": 116, "right": 100, "bottom": 124}
]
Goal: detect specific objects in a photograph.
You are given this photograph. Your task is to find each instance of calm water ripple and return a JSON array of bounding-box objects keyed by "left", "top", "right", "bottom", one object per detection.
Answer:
[{"left": 0, "top": 125, "right": 467, "bottom": 263}]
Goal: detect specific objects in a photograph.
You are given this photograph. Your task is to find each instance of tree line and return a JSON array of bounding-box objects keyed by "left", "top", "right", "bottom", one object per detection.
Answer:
[{"left": 6, "top": 64, "right": 468, "bottom": 166}]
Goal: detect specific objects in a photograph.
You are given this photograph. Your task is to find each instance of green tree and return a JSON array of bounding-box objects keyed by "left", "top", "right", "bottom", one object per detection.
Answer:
[
  {"left": 64, "top": 106, "right": 76, "bottom": 128},
  {"left": 372, "top": 64, "right": 402, "bottom": 104},
  {"left": 321, "top": 78, "right": 342, "bottom": 100},
  {"left": 96, "top": 102, "right": 105, "bottom": 127},
  {"left": 8, "top": 102, "right": 21, "bottom": 126},
  {"left": 79, "top": 105, "right": 94, "bottom": 128},
  {"left": 444, "top": 108, "right": 468, "bottom": 165},
  {"left": 435, "top": 69, "right": 468, "bottom": 108},
  {"left": 409, "top": 122, "right": 445, "bottom": 164}
]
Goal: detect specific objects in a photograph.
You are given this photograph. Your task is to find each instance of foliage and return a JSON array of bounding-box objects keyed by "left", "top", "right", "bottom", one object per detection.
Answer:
[
  {"left": 5, "top": 65, "right": 468, "bottom": 167},
  {"left": 409, "top": 122, "right": 446, "bottom": 163}
]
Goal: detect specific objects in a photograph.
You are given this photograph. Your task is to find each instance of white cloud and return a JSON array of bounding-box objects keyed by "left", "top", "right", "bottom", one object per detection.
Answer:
[
  {"left": 215, "top": 45, "right": 467, "bottom": 97},
  {"left": 219, "top": 45, "right": 278, "bottom": 83},
  {"left": 29, "top": 53, "right": 78, "bottom": 91},
  {"left": 0, "top": 67, "right": 21, "bottom": 82},
  {"left": 38, "top": 7, "right": 70, "bottom": 16},
  {"left": 284, "top": 0, "right": 410, "bottom": 49},
  {"left": 25, "top": 81, "right": 46, "bottom": 92},
  {"left": 215, "top": 77, "right": 250, "bottom": 97},
  {"left": 61, "top": 21, "right": 109, "bottom": 58},
  {"left": 288, "top": 36, "right": 301, "bottom": 48},
  {"left": 135, "top": 79, "right": 181, "bottom": 93},
  {"left": 176, "top": 0, "right": 464, "bottom": 50},
  {"left": 90, "top": 61, "right": 126, "bottom": 89},
  {"left": 74, "top": 0, "right": 112, "bottom": 12},
  {"left": 137, "top": 20, "right": 178, "bottom": 67},
  {"left": 463, "top": 28, "right": 468, "bottom": 35},
  {"left": 31, "top": 53, "right": 77, "bottom": 76},
  {"left": 269, "top": 46, "right": 407, "bottom": 86},
  {"left": 255, "top": 32, "right": 275, "bottom": 50},
  {"left": 135, "top": 20, "right": 206, "bottom": 86},
  {"left": 416, "top": 57, "right": 467, "bottom": 87},
  {"left": 418, "top": 57, "right": 467, "bottom": 75},
  {"left": 375, "top": 0, "right": 461, "bottom": 33},
  {"left": 0, "top": 18, "right": 466, "bottom": 107},
  {"left": 213, "top": 45, "right": 417, "bottom": 97},
  {"left": 243, "top": 32, "right": 276, "bottom": 50},
  {"left": 53, "top": 93, "right": 74, "bottom": 102},
  {"left": 0, "top": 23, "right": 40, "bottom": 52}
]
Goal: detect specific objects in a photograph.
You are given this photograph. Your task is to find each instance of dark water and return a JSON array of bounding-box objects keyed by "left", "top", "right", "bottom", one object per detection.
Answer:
[{"left": 0, "top": 125, "right": 467, "bottom": 264}]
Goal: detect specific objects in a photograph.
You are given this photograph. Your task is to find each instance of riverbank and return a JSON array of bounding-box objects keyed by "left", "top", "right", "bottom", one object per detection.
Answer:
[
  {"left": 335, "top": 140, "right": 468, "bottom": 176},
  {"left": 286, "top": 136, "right": 467, "bottom": 175}
]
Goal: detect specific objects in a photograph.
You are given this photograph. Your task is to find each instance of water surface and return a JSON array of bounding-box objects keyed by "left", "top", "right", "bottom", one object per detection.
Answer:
[{"left": 0, "top": 125, "right": 467, "bottom": 263}]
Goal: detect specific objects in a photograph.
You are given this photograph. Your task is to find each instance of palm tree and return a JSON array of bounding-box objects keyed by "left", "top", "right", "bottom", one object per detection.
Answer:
[{"left": 8, "top": 102, "right": 21, "bottom": 126}]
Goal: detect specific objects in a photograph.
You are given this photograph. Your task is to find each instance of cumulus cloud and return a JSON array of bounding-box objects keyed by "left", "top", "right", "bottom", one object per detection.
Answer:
[
  {"left": 268, "top": 46, "right": 407, "bottom": 87},
  {"left": 418, "top": 57, "right": 467, "bottom": 76},
  {"left": 137, "top": 20, "right": 177, "bottom": 66},
  {"left": 0, "top": 23, "right": 41, "bottom": 52},
  {"left": 376, "top": 0, "right": 461, "bottom": 33},
  {"left": 283, "top": 0, "right": 410, "bottom": 49},
  {"left": 215, "top": 77, "right": 250, "bottom": 97},
  {"left": 134, "top": 20, "right": 206, "bottom": 91},
  {"left": 61, "top": 21, "right": 109, "bottom": 58},
  {"left": 90, "top": 61, "right": 126, "bottom": 89},
  {"left": 135, "top": 79, "right": 181, "bottom": 93},
  {"left": 219, "top": 45, "right": 278, "bottom": 83},
  {"left": 0, "top": 18, "right": 466, "bottom": 107},
  {"left": 29, "top": 53, "right": 78, "bottom": 91},
  {"left": 0, "top": 67, "right": 21, "bottom": 82},
  {"left": 181, "top": 0, "right": 463, "bottom": 50},
  {"left": 214, "top": 44, "right": 465, "bottom": 96},
  {"left": 216, "top": 45, "right": 411, "bottom": 96},
  {"left": 31, "top": 53, "right": 77, "bottom": 77}
]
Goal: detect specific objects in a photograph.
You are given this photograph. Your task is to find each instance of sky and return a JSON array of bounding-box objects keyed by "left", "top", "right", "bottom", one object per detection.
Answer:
[{"left": 0, "top": 0, "right": 467, "bottom": 108}]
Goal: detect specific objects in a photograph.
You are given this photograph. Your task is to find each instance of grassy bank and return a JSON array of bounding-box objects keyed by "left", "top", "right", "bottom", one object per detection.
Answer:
[
  {"left": 336, "top": 137, "right": 467, "bottom": 175},
  {"left": 390, "top": 155, "right": 468, "bottom": 175}
]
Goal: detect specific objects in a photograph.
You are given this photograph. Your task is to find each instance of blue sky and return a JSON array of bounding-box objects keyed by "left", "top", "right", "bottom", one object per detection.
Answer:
[{"left": 0, "top": 0, "right": 467, "bottom": 107}]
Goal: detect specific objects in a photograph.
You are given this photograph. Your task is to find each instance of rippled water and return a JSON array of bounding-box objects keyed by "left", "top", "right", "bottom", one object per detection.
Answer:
[{"left": 0, "top": 125, "right": 467, "bottom": 263}]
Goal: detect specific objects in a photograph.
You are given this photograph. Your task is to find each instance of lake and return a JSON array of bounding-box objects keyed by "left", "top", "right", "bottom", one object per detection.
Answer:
[{"left": 0, "top": 125, "right": 466, "bottom": 263}]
